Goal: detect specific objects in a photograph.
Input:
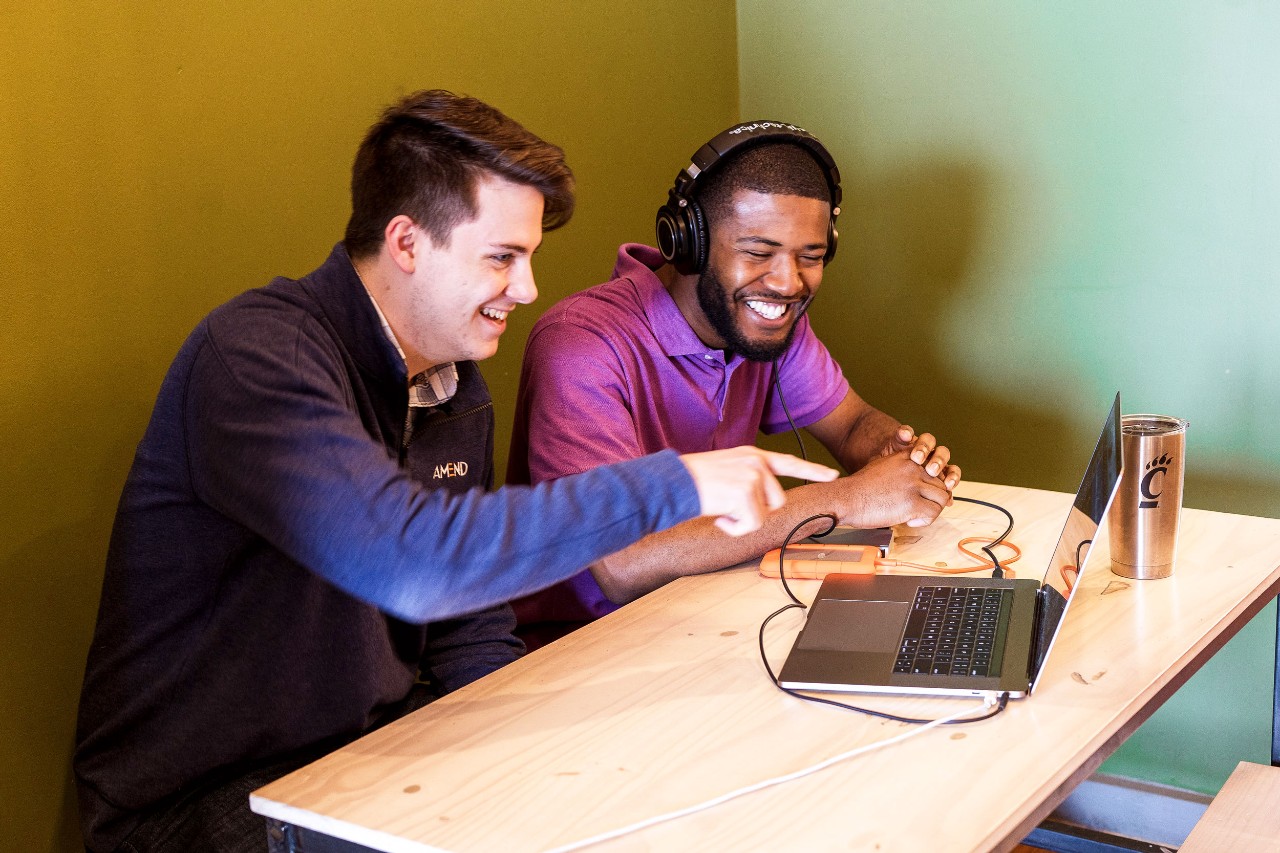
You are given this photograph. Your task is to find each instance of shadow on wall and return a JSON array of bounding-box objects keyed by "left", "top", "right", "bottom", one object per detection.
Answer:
[
  {"left": 809, "top": 158, "right": 1079, "bottom": 491},
  {"left": 4, "top": 515, "right": 107, "bottom": 853},
  {"left": 0, "top": 404, "right": 148, "bottom": 853},
  {"left": 1185, "top": 467, "right": 1280, "bottom": 520}
]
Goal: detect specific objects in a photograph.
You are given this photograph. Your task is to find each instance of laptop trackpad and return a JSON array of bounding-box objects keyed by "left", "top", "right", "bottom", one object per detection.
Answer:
[{"left": 797, "top": 599, "right": 911, "bottom": 653}]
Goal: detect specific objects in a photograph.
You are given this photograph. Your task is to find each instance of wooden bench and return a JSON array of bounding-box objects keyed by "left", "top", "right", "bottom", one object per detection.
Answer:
[{"left": 1179, "top": 761, "right": 1280, "bottom": 851}]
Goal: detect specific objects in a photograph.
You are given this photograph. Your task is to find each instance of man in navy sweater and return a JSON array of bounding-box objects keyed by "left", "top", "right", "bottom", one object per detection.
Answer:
[{"left": 73, "top": 90, "right": 833, "bottom": 853}]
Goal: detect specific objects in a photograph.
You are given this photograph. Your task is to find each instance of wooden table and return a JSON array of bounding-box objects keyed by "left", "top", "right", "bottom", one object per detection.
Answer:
[
  {"left": 1180, "top": 761, "right": 1280, "bottom": 852},
  {"left": 251, "top": 481, "right": 1280, "bottom": 852}
]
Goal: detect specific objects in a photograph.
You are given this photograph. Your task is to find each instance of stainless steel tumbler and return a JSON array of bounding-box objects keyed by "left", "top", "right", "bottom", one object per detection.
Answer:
[{"left": 1109, "top": 414, "right": 1189, "bottom": 579}]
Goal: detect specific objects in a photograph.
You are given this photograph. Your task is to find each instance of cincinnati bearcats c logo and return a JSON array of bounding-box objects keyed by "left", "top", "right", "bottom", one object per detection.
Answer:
[{"left": 1138, "top": 454, "right": 1174, "bottom": 509}]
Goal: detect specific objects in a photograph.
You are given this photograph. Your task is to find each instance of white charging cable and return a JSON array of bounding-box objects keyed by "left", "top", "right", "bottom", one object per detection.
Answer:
[{"left": 542, "top": 695, "right": 997, "bottom": 853}]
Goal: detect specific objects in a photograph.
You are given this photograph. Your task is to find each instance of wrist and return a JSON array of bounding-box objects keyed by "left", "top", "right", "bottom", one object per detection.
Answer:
[
  {"left": 589, "top": 558, "right": 631, "bottom": 605},
  {"left": 808, "top": 475, "right": 859, "bottom": 519}
]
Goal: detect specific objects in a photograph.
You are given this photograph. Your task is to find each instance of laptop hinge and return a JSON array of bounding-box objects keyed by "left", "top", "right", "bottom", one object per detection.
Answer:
[{"left": 1029, "top": 584, "right": 1068, "bottom": 679}]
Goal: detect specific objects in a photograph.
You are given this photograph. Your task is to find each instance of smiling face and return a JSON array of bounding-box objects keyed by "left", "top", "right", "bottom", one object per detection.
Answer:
[
  {"left": 379, "top": 175, "right": 545, "bottom": 374},
  {"left": 685, "top": 189, "right": 831, "bottom": 362}
]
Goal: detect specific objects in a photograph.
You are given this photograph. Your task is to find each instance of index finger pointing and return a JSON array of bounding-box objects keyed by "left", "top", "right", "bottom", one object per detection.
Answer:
[{"left": 757, "top": 451, "right": 838, "bottom": 483}]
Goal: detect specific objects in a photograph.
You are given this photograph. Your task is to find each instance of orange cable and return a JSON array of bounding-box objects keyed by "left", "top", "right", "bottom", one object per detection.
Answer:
[{"left": 876, "top": 537, "right": 1023, "bottom": 579}]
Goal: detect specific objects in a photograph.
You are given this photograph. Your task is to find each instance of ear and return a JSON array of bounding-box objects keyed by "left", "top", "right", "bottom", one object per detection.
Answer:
[{"left": 383, "top": 215, "right": 419, "bottom": 275}]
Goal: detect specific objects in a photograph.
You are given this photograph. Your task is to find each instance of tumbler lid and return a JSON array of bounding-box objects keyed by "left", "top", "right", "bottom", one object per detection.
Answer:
[{"left": 1121, "top": 414, "right": 1189, "bottom": 436}]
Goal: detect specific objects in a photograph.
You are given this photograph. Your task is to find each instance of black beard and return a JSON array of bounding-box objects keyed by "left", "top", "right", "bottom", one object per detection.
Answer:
[{"left": 695, "top": 265, "right": 802, "bottom": 362}]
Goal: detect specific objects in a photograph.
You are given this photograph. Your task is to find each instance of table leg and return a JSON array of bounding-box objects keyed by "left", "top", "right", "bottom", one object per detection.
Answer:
[
  {"left": 1022, "top": 819, "right": 1180, "bottom": 852},
  {"left": 1273, "top": 597, "right": 1280, "bottom": 767},
  {"left": 265, "top": 819, "right": 382, "bottom": 853}
]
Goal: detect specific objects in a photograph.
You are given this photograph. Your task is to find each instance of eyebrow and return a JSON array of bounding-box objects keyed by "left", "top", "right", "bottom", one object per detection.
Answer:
[
  {"left": 490, "top": 241, "right": 540, "bottom": 254},
  {"left": 735, "top": 236, "right": 827, "bottom": 250}
]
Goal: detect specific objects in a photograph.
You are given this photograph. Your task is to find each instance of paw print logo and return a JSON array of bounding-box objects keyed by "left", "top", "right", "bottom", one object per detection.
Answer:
[{"left": 1139, "top": 453, "right": 1174, "bottom": 509}]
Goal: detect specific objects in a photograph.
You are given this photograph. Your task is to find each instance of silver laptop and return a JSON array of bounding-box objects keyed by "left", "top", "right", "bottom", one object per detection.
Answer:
[{"left": 778, "top": 394, "right": 1123, "bottom": 699}]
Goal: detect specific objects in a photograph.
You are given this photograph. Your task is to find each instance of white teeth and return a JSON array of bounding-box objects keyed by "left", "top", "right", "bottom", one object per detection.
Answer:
[
  {"left": 746, "top": 300, "right": 787, "bottom": 321},
  {"left": 481, "top": 307, "right": 508, "bottom": 321}
]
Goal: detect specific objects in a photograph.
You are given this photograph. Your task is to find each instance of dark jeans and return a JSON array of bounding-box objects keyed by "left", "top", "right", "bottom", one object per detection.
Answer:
[
  {"left": 115, "top": 685, "right": 437, "bottom": 853},
  {"left": 116, "top": 751, "right": 313, "bottom": 853}
]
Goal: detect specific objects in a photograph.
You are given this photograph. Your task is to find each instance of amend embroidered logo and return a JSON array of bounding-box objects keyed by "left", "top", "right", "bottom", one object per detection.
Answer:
[
  {"left": 432, "top": 461, "right": 469, "bottom": 479},
  {"left": 1139, "top": 453, "right": 1175, "bottom": 509}
]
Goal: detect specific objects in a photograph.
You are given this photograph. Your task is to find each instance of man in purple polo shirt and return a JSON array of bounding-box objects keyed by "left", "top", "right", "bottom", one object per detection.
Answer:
[{"left": 507, "top": 122, "right": 961, "bottom": 648}]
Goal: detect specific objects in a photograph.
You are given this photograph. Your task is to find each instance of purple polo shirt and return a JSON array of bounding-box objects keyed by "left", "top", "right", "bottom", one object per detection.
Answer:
[{"left": 507, "top": 244, "right": 850, "bottom": 646}]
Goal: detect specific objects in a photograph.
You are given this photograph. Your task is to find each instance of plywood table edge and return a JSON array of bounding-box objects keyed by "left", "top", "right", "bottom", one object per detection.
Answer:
[
  {"left": 981, "top": 559, "right": 1280, "bottom": 852},
  {"left": 251, "top": 793, "right": 461, "bottom": 852}
]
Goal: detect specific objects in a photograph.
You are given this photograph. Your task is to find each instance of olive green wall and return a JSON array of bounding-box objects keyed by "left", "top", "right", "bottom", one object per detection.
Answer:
[
  {"left": 738, "top": 2, "right": 1280, "bottom": 794},
  {"left": 0, "top": 2, "right": 738, "bottom": 849}
]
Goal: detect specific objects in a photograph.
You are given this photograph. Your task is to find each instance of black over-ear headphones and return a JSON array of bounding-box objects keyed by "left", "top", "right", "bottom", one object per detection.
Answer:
[{"left": 655, "top": 121, "right": 842, "bottom": 276}]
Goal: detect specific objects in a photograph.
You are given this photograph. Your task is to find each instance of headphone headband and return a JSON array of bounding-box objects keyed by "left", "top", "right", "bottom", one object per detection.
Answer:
[{"left": 657, "top": 121, "right": 842, "bottom": 274}]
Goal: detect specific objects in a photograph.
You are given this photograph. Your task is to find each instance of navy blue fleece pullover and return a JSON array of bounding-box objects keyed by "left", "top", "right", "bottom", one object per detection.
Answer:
[{"left": 74, "top": 244, "right": 699, "bottom": 851}]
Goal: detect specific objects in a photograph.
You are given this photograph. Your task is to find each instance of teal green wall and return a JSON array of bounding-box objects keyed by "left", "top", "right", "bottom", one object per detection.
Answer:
[
  {"left": 738, "top": 1, "right": 1280, "bottom": 794},
  {"left": 0, "top": 3, "right": 738, "bottom": 849}
]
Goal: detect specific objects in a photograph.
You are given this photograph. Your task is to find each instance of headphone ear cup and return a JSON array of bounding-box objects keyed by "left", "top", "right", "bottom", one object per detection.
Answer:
[
  {"left": 824, "top": 217, "right": 838, "bottom": 265},
  {"left": 655, "top": 202, "right": 682, "bottom": 265},
  {"left": 656, "top": 193, "right": 708, "bottom": 275},
  {"left": 686, "top": 199, "right": 708, "bottom": 275},
  {"left": 656, "top": 196, "right": 692, "bottom": 272}
]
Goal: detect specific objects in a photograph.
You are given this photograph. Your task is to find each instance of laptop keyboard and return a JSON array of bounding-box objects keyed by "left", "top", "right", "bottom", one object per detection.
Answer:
[{"left": 894, "top": 586, "right": 1010, "bottom": 677}]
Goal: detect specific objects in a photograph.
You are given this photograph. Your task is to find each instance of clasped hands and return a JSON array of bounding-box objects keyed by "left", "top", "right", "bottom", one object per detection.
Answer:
[
  {"left": 678, "top": 425, "right": 959, "bottom": 537},
  {"left": 865, "top": 424, "right": 962, "bottom": 528}
]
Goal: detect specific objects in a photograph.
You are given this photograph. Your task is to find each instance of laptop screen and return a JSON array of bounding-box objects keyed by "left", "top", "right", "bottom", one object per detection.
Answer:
[{"left": 1030, "top": 393, "right": 1124, "bottom": 689}]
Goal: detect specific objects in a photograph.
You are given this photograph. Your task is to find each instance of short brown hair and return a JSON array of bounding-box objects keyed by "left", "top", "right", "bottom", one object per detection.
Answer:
[{"left": 344, "top": 90, "right": 575, "bottom": 259}]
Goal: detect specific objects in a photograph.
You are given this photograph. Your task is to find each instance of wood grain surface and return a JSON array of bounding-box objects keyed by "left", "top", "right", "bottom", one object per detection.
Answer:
[{"left": 252, "top": 482, "right": 1280, "bottom": 853}]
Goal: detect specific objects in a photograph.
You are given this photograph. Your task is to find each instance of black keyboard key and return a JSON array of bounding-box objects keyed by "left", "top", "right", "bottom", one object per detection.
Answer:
[{"left": 898, "top": 585, "right": 1012, "bottom": 678}]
